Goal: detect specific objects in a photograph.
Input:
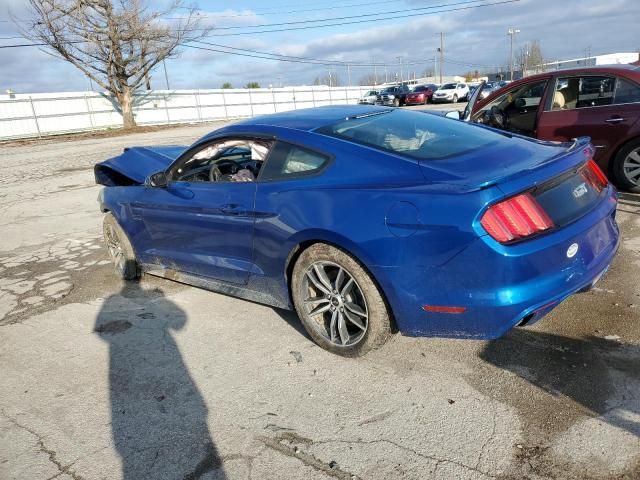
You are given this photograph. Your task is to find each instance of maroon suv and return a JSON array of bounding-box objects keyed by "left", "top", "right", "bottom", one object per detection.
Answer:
[
  {"left": 405, "top": 84, "right": 437, "bottom": 105},
  {"left": 470, "top": 65, "right": 640, "bottom": 192}
]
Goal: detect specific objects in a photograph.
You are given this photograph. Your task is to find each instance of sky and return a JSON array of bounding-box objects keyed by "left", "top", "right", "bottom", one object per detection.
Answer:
[{"left": 0, "top": 0, "right": 639, "bottom": 93}]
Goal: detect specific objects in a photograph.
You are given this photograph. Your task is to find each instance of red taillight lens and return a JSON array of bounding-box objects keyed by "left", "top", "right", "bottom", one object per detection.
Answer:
[
  {"left": 480, "top": 193, "right": 555, "bottom": 243},
  {"left": 583, "top": 159, "right": 608, "bottom": 192}
]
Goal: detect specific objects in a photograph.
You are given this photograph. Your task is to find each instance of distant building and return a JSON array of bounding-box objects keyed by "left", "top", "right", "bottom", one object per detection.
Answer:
[{"left": 541, "top": 52, "right": 639, "bottom": 71}]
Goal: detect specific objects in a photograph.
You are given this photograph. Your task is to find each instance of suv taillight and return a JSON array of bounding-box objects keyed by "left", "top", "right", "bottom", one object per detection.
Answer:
[
  {"left": 480, "top": 192, "right": 555, "bottom": 243},
  {"left": 583, "top": 159, "right": 608, "bottom": 192}
]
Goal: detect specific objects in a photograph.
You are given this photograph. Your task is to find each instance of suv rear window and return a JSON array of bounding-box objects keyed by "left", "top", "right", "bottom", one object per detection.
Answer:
[{"left": 316, "top": 110, "right": 500, "bottom": 161}]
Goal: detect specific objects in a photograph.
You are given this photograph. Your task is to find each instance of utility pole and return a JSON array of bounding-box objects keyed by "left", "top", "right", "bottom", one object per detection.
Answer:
[
  {"left": 507, "top": 27, "right": 520, "bottom": 81},
  {"left": 439, "top": 32, "right": 444, "bottom": 84},
  {"left": 396, "top": 56, "right": 403, "bottom": 83},
  {"left": 384, "top": 64, "right": 388, "bottom": 83},
  {"left": 162, "top": 59, "right": 171, "bottom": 90},
  {"left": 347, "top": 64, "right": 351, "bottom": 87}
]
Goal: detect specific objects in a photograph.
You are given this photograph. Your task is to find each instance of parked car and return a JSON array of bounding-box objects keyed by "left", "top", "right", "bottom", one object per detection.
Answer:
[
  {"left": 432, "top": 82, "right": 470, "bottom": 103},
  {"left": 404, "top": 84, "right": 437, "bottom": 105},
  {"left": 466, "top": 65, "right": 640, "bottom": 192},
  {"left": 358, "top": 90, "right": 379, "bottom": 105},
  {"left": 95, "top": 105, "right": 619, "bottom": 356},
  {"left": 478, "top": 81, "right": 501, "bottom": 99},
  {"left": 375, "top": 84, "right": 411, "bottom": 106}
]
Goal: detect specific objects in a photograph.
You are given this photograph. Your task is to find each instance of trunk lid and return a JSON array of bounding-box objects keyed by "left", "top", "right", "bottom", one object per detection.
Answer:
[{"left": 95, "top": 145, "right": 186, "bottom": 185}]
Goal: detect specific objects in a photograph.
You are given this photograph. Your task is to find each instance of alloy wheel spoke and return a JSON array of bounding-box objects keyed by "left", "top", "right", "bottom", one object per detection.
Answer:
[
  {"left": 344, "top": 309, "right": 366, "bottom": 330},
  {"left": 334, "top": 268, "right": 345, "bottom": 292},
  {"left": 340, "top": 278, "right": 354, "bottom": 296},
  {"left": 337, "top": 312, "right": 349, "bottom": 345},
  {"left": 625, "top": 166, "right": 640, "bottom": 179},
  {"left": 304, "top": 297, "right": 330, "bottom": 306},
  {"left": 313, "top": 264, "right": 333, "bottom": 292},
  {"left": 306, "top": 270, "right": 331, "bottom": 295},
  {"left": 345, "top": 301, "right": 367, "bottom": 317},
  {"left": 309, "top": 302, "right": 332, "bottom": 316},
  {"left": 627, "top": 150, "right": 640, "bottom": 164},
  {"left": 329, "top": 309, "right": 338, "bottom": 343}
]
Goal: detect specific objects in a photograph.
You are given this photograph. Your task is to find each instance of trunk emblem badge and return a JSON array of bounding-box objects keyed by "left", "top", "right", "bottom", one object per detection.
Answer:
[
  {"left": 567, "top": 243, "right": 579, "bottom": 258},
  {"left": 573, "top": 183, "right": 588, "bottom": 198}
]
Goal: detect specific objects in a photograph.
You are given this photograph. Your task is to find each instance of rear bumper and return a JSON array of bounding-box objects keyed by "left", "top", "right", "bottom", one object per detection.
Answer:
[{"left": 376, "top": 188, "right": 619, "bottom": 339}]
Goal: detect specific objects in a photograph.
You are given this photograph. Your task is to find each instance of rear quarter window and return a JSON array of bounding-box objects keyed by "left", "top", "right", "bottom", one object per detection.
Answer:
[{"left": 259, "top": 142, "right": 329, "bottom": 181}]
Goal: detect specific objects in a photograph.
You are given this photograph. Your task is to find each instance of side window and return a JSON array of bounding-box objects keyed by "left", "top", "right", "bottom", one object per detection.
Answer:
[
  {"left": 475, "top": 80, "right": 547, "bottom": 117},
  {"left": 550, "top": 76, "right": 615, "bottom": 111},
  {"left": 260, "top": 142, "right": 329, "bottom": 181},
  {"left": 172, "top": 138, "right": 272, "bottom": 183},
  {"left": 614, "top": 78, "right": 640, "bottom": 104}
]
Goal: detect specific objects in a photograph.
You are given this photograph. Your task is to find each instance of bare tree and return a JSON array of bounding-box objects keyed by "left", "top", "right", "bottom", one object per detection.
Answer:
[
  {"left": 358, "top": 73, "right": 377, "bottom": 86},
  {"left": 517, "top": 40, "right": 546, "bottom": 75},
  {"left": 18, "top": 0, "right": 208, "bottom": 128},
  {"left": 313, "top": 74, "right": 341, "bottom": 87}
]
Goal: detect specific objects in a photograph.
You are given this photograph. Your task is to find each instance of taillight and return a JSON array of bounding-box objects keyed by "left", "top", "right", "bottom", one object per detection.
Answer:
[
  {"left": 480, "top": 193, "right": 555, "bottom": 243},
  {"left": 583, "top": 159, "right": 608, "bottom": 192}
]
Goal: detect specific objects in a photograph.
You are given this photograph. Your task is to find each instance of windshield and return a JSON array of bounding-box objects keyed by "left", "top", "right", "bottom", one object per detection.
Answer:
[
  {"left": 315, "top": 110, "right": 499, "bottom": 161},
  {"left": 440, "top": 83, "right": 456, "bottom": 90},
  {"left": 381, "top": 87, "right": 396, "bottom": 93},
  {"left": 365, "top": 91, "right": 377, "bottom": 96}
]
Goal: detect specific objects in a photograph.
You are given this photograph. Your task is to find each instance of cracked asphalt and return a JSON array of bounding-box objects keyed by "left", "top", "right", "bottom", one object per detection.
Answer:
[{"left": 0, "top": 116, "right": 639, "bottom": 480}]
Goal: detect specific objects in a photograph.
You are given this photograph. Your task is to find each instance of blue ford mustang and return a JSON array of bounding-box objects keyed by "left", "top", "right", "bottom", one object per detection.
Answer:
[{"left": 95, "top": 105, "right": 619, "bottom": 356}]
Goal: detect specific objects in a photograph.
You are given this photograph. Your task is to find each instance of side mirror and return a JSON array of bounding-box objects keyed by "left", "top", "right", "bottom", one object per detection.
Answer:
[
  {"left": 147, "top": 171, "right": 168, "bottom": 188},
  {"left": 445, "top": 111, "right": 461, "bottom": 120}
]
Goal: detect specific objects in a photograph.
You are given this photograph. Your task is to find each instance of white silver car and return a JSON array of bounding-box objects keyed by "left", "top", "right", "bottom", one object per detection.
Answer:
[
  {"left": 432, "top": 83, "right": 470, "bottom": 103},
  {"left": 358, "top": 90, "right": 379, "bottom": 105}
]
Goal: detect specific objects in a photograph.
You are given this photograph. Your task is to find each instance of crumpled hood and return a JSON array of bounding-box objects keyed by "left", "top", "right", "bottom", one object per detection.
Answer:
[{"left": 95, "top": 145, "right": 186, "bottom": 185}]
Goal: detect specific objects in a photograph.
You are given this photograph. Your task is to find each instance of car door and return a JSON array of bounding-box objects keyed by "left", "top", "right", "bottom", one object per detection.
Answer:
[
  {"left": 471, "top": 78, "right": 550, "bottom": 137},
  {"left": 536, "top": 74, "right": 638, "bottom": 164},
  {"left": 130, "top": 137, "right": 270, "bottom": 285}
]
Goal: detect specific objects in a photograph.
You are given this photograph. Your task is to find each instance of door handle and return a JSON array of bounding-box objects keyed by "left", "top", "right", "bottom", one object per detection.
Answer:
[
  {"left": 220, "top": 203, "right": 243, "bottom": 215},
  {"left": 605, "top": 117, "right": 625, "bottom": 124}
]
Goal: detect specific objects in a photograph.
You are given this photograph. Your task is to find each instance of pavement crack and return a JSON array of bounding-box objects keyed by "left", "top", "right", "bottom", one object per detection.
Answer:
[
  {"left": 259, "top": 433, "right": 359, "bottom": 479},
  {"left": 1, "top": 409, "right": 86, "bottom": 480},
  {"left": 315, "top": 438, "right": 497, "bottom": 479}
]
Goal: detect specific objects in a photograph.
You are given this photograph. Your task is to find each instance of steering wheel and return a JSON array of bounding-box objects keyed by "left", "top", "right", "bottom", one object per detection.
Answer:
[
  {"left": 486, "top": 105, "right": 508, "bottom": 130},
  {"left": 209, "top": 159, "right": 238, "bottom": 182}
]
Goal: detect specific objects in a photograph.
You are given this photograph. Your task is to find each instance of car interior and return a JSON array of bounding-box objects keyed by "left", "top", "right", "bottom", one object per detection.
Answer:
[
  {"left": 174, "top": 139, "right": 273, "bottom": 183},
  {"left": 473, "top": 80, "right": 547, "bottom": 137},
  {"left": 551, "top": 76, "right": 615, "bottom": 110}
]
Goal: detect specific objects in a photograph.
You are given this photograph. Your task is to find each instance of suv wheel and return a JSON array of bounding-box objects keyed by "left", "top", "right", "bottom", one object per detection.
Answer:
[
  {"left": 393, "top": 98, "right": 400, "bottom": 107},
  {"left": 453, "top": 94, "right": 458, "bottom": 103},
  {"left": 612, "top": 138, "right": 640, "bottom": 193},
  {"left": 292, "top": 243, "right": 392, "bottom": 357}
]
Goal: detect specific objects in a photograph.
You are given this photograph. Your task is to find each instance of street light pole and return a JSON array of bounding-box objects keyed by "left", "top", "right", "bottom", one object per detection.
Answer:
[{"left": 507, "top": 27, "right": 520, "bottom": 81}]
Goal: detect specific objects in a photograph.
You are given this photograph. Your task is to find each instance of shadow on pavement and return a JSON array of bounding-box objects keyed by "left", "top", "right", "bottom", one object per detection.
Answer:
[
  {"left": 94, "top": 281, "right": 226, "bottom": 480},
  {"left": 478, "top": 329, "right": 639, "bottom": 438}
]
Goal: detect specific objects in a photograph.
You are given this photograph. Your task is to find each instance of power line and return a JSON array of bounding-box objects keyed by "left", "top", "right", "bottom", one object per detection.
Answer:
[
  {"left": 0, "top": 0, "right": 521, "bottom": 44},
  {"left": 202, "top": 0, "right": 522, "bottom": 36},
  {"left": 201, "top": 0, "right": 497, "bottom": 30}
]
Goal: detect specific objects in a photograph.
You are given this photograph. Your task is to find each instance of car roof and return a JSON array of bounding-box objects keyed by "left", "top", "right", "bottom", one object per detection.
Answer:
[{"left": 233, "top": 105, "right": 393, "bottom": 132}]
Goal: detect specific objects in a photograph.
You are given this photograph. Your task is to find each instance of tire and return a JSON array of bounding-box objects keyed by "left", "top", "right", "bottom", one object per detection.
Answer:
[
  {"left": 103, "top": 213, "right": 140, "bottom": 280},
  {"left": 612, "top": 138, "right": 640, "bottom": 193},
  {"left": 393, "top": 98, "right": 400, "bottom": 107},
  {"left": 291, "top": 243, "right": 392, "bottom": 357},
  {"left": 453, "top": 94, "right": 458, "bottom": 103}
]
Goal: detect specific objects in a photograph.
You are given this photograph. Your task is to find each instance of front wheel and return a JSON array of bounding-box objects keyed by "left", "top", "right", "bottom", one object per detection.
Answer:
[
  {"left": 612, "top": 138, "right": 640, "bottom": 193},
  {"left": 292, "top": 244, "right": 392, "bottom": 357},
  {"left": 103, "top": 213, "right": 140, "bottom": 280},
  {"left": 393, "top": 98, "right": 400, "bottom": 107},
  {"left": 453, "top": 94, "right": 458, "bottom": 103}
]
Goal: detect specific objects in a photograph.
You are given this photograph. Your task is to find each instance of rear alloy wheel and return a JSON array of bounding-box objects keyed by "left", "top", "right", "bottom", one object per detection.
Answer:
[
  {"left": 612, "top": 139, "right": 640, "bottom": 193},
  {"left": 103, "top": 213, "right": 140, "bottom": 280},
  {"left": 453, "top": 94, "right": 458, "bottom": 103},
  {"left": 292, "top": 244, "right": 392, "bottom": 357}
]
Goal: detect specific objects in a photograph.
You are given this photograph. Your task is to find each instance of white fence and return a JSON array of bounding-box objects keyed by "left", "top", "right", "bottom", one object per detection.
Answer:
[{"left": 0, "top": 86, "right": 373, "bottom": 140}]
